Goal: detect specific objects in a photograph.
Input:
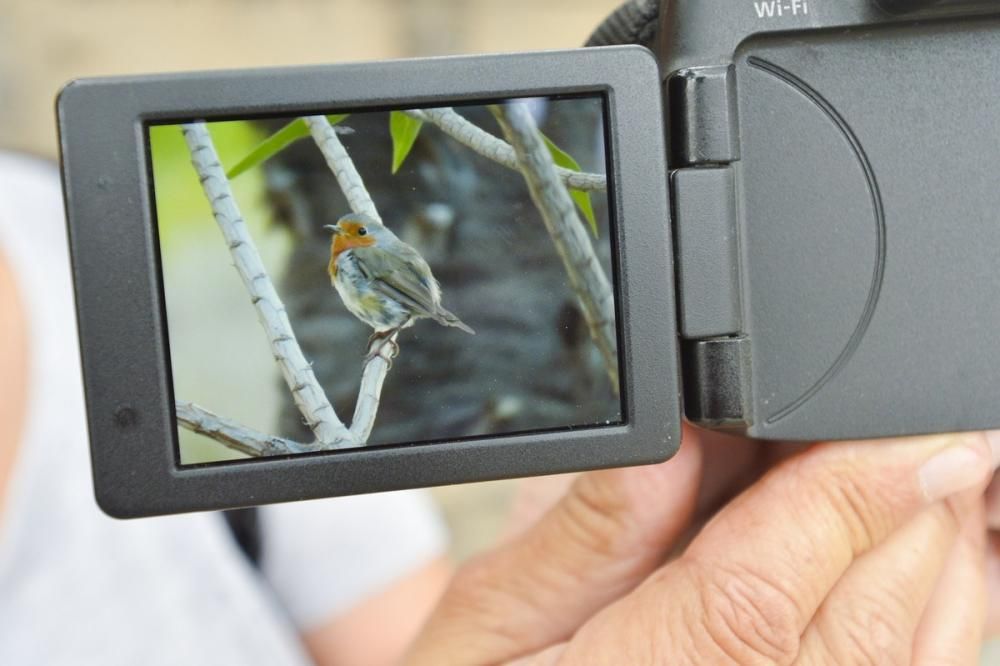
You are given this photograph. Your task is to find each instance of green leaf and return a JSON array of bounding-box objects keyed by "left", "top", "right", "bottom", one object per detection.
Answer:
[
  {"left": 541, "top": 133, "right": 598, "bottom": 238},
  {"left": 389, "top": 111, "right": 424, "bottom": 174},
  {"left": 226, "top": 114, "right": 350, "bottom": 179}
]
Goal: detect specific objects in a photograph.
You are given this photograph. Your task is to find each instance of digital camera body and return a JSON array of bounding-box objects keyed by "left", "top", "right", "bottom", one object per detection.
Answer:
[
  {"left": 56, "top": 0, "right": 1000, "bottom": 515},
  {"left": 658, "top": 0, "right": 1000, "bottom": 440}
]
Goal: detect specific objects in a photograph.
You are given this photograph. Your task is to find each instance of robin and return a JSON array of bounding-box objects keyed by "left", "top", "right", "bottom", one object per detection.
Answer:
[{"left": 325, "top": 212, "right": 474, "bottom": 358}]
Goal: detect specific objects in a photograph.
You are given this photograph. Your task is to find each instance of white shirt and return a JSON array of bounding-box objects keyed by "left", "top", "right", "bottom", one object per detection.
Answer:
[{"left": 0, "top": 152, "right": 448, "bottom": 664}]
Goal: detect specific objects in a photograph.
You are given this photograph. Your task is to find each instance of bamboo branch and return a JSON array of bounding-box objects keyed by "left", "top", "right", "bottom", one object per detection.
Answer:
[
  {"left": 176, "top": 401, "right": 312, "bottom": 457},
  {"left": 303, "top": 115, "right": 382, "bottom": 222},
  {"left": 406, "top": 107, "right": 607, "bottom": 192},
  {"left": 182, "top": 122, "right": 353, "bottom": 448},
  {"left": 490, "top": 104, "right": 620, "bottom": 390}
]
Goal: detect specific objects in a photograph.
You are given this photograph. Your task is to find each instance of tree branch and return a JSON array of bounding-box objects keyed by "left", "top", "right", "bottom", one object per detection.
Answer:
[
  {"left": 303, "top": 115, "right": 382, "bottom": 222},
  {"left": 490, "top": 104, "right": 619, "bottom": 391},
  {"left": 406, "top": 107, "right": 607, "bottom": 192},
  {"left": 182, "top": 122, "right": 353, "bottom": 448},
  {"left": 350, "top": 332, "right": 399, "bottom": 443},
  {"left": 176, "top": 401, "right": 312, "bottom": 457},
  {"left": 174, "top": 119, "right": 402, "bottom": 459}
]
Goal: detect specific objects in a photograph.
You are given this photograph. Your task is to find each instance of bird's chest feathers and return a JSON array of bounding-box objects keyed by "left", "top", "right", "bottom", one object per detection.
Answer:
[
  {"left": 332, "top": 251, "right": 367, "bottom": 292},
  {"left": 329, "top": 235, "right": 375, "bottom": 280},
  {"left": 330, "top": 248, "right": 360, "bottom": 284},
  {"left": 331, "top": 252, "right": 407, "bottom": 330}
]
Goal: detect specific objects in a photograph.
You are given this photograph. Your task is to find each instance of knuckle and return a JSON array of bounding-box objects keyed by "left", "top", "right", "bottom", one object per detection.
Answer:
[
  {"left": 445, "top": 550, "right": 535, "bottom": 622},
  {"left": 685, "top": 558, "right": 802, "bottom": 665},
  {"left": 437, "top": 552, "right": 532, "bottom": 648},
  {"left": 816, "top": 600, "right": 912, "bottom": 666},
  {"left": 556, "top": 474, "right": 638, "bottom": 561},
  {"left": 443, "top": 552, "right": 499, "bottom": 610},
  {"left": 806, "top": 454, "right": 898, "bottom": 554}
]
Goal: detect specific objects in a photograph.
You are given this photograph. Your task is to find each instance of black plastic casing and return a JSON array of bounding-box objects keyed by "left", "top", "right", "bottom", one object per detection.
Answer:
[
  {"left": 662, "top": 0, "right": 1000, "bottom": 440},
  {"left": 57, "top": 47, "right": 682, "bottom": 517}
]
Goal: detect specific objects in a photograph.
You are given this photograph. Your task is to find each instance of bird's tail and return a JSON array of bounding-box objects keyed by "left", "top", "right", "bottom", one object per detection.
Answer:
[{"left": 435, "top": 307, "right": 475, "bottom": 335}]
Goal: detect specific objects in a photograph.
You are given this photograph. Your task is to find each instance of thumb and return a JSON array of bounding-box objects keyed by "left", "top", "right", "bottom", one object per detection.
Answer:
[{"left": 404, "top": 429, "right": 705, "bottom": 666}]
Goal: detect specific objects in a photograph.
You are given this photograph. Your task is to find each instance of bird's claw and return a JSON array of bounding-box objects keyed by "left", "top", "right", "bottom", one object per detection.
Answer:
[{"left": 365, "top": 332, "right": 400, "bottom": 366}]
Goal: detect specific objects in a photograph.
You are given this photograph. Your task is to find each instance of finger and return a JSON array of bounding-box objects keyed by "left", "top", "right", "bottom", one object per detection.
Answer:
[
  {"left": 500, "top": 473, "right": 579, "bottom": 541},
  {"left": 796, "top": 496, "right": 969, "bottom": 665},
  {"left": 912, "top": 493, "right": 987, "bottom": 666},
  {"left": 982, "top": 471, "right": 1000, "bottom": 635},
  {"left": 558, "top": 432, "right": 1000, "bottom": 666},
  {"left": 405, "top": 436, "right": 703, "bottom": 665},
  {"left": 685, "top": 432, "right": 999, "bottom": 658},
  {"left": 985, "top": 472, "right": 1000, "bottom": 529},
  {"left": 692, "top": 427, "right": 762, "bottom": 518},
  {"left": 504, "top": 644, "right": 566, "bottom": 666},
  {"left": 502, "top": 422, "right": 754, "bottom": 544},
  {"left": 984, "top": 533, "right": 1000, "bottom": 636}
]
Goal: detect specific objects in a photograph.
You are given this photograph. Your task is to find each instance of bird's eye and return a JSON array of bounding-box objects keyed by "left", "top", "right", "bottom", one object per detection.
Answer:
[{"left": 357, "top": 227, "right": 368, "bottom": 236}]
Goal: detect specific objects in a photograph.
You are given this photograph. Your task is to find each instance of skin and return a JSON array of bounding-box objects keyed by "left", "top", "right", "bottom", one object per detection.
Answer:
[
  {"left": 406, "top": 425, "right": 999, "bottom": 665},
  {"left": 302, "top": 556, "right": 452, "bottom": 666},
  {"left": 0, "top": 249, "right": 28, "bottom": 525}
]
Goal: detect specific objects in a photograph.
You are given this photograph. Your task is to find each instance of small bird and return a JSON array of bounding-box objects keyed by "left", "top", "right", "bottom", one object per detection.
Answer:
[{"left": 325, "top": 212, "right": 474, "bottom": 356}]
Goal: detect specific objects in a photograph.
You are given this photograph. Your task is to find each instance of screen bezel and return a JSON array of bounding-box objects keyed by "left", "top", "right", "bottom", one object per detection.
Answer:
[{"left": 58, "top": 46, "right": 682, "bottom": 518}]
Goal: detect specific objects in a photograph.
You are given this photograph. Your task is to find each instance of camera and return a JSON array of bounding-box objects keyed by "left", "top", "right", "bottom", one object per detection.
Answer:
[{"left": 57, "top": 0, "right": 1000, "bottom": 516}]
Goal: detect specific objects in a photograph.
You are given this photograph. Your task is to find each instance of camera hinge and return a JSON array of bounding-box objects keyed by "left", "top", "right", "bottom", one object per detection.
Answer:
[{"left": 667, "top": 65, "right": 752, "bottom": 428}]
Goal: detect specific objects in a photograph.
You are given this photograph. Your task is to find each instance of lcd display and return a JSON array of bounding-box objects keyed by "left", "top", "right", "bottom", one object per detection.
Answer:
[{"left": 148, "top": 96, "right": 622, "bottom": 465}]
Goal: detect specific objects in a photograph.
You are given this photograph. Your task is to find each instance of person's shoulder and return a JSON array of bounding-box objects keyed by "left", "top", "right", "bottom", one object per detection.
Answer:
[
  {"left": 0, "top": 150, "right": 59, "bottom": 189},
  {"left": 0, "top": 150, "right": 63, "bottom": 249},
  {"left": 256, "top": 490, "right": 449, "bottom": 628}
]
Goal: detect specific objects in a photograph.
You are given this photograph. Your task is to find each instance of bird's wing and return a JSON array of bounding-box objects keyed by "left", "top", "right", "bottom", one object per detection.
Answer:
[{"left": 352, "top": 245, "right": 439, "bottom": 318}]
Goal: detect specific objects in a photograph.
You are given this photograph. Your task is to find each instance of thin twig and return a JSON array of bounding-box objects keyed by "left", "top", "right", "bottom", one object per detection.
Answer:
[
  {"left": 490, "top": 104, "right": 619, "bottom": 390},
  {"left": 406, "top": 107, "right": 607, "bottom": 192},
  {"left": 182, "top": 122, "right": 354, "bottom": 447},
  {"left": 303, "top": 115, "right": 382, "bottom": 222},
  {"left": 176, "top": 401, "right": 312, "bottom": 457},
  {"left": 350, "top": 332, "right": 400, "bottom": 443}
]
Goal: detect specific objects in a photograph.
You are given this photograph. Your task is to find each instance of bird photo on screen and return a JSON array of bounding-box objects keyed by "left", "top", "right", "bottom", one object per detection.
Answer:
[{"left": 326, "top": 212, "right": 474, "bottom": 357}]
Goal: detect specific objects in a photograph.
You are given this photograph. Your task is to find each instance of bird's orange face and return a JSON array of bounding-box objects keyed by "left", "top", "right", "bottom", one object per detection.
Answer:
[
  {"left": 331, "top": 220, "right": 377, "bottom": 257},
  {"left": 328, "top": 220, "right": 377, "bottom": 278}
]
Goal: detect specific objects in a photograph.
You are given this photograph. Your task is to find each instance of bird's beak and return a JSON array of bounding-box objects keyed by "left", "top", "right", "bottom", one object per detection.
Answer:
[{"left": 324, "top": 224, "right": 342, "bottom": 236}]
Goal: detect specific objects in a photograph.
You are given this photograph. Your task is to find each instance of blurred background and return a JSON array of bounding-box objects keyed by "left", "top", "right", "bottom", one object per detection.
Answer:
[{"left": 0, "top": 0, "right": 623, "bottom": 561}]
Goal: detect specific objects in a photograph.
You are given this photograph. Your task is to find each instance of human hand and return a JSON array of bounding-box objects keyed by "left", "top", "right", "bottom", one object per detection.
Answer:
[
  {"left": 499, "top": 426, "right": 801, "bottom": 547},
  {"left": 405, "top": 431, "right": 1000, "bottom": 665},
  {"left": 980, "top": 474, "right": 1000, "bottom": 634}
]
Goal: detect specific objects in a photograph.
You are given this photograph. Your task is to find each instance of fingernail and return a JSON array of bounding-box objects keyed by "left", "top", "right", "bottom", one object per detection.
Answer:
[{"left": 919, "top": 443, "right": 989, "bottom": 502}]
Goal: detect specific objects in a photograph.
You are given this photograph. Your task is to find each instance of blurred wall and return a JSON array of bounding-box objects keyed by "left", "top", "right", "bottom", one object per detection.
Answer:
[
  {"left": 0, "top": 0, "right": 620, "bottom": 559},
  {"left": 0, "top": 0, "right": 618, "bottom": 160}
]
